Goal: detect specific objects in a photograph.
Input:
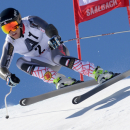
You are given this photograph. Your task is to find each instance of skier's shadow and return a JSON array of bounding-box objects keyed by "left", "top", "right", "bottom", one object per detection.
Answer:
[{"left": 67, "top": 86, "right": 130, "bottom": 119}]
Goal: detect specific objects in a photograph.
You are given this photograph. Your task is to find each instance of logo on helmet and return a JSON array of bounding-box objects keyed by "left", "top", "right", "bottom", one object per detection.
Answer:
[{"left": 14, "top": 10, "right": 17, "bottom": 17}]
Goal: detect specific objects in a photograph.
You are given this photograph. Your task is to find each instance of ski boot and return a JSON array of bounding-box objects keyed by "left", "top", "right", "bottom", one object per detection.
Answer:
[
  {"left": 92, "top": 66, "right": 117, "bottom": 84},
  {"left": 53, "top": 73, "right": 82, "bottom": 89}
]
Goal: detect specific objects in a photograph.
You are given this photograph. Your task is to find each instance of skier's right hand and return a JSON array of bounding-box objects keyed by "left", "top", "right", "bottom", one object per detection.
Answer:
[{"left": 6, "top": 74, "right": 20, "bottom": 87}]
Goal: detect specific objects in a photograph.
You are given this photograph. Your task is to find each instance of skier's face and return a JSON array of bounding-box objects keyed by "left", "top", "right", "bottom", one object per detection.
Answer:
[{"left": 9, "top": 27, "right": 21, "bottom": 39}]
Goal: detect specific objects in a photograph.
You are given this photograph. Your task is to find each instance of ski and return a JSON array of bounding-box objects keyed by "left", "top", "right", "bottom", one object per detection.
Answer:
[
  {"left": 20, "top": 79, "right": 98, "bottom": 106},
  {"left": 72, "top": 69, "right": 130, "bottom": 104}
]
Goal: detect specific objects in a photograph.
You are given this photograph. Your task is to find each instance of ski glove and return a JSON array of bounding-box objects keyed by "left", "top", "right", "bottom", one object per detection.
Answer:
[
  {"left": 48, "top": 35, "right": 61, "bottom": 50},
  {"left": 6, "top": 74, "right": 20, "bottom": 87}
]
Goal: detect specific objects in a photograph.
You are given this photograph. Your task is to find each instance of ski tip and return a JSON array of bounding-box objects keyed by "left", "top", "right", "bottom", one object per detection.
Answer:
[
  {"left": 20, "top": 98, "right": 27, "bottom": 106},
  {"left": 72, "top": 96, "right": 81, "bottom": 104}
]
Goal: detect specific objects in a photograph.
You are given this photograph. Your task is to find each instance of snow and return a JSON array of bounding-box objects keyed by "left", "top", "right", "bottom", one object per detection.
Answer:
[{"left": 0, "top": 78, "right": 130, "bottom": 130}]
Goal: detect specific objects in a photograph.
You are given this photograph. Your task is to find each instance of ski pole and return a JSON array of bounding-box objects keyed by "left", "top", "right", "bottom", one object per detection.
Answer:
[
  {"left": 61, "top": 30, "right": 130, "bottom": 44},
  {"left": 5, "top": 87, "right": 12, "bottom": 119}
]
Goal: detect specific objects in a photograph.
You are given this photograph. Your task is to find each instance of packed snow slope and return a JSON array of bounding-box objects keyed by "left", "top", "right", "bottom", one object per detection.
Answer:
[{"left": 0, "top": 78, "right": 130, "bottom": 130}]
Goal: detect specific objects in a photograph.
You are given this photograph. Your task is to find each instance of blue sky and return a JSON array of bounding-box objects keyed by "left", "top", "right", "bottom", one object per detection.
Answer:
[{"left": 0, "top": 0, "right": 130, "bottom": 108}]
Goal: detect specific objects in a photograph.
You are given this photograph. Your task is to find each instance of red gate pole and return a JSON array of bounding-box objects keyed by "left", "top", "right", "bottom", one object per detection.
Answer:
[{"left": 75, "top": 24, "right": 84, "bottom": 81}]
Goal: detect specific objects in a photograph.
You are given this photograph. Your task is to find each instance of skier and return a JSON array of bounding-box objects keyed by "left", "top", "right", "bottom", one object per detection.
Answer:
[{"left": 0, "top": 8, "right": 114, "bottom": 89}]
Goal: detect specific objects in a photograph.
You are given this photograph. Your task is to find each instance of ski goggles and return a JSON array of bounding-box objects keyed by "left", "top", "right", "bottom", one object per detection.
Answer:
[{"left": 1, "top": 21, "right": 19, "bottom": 34}]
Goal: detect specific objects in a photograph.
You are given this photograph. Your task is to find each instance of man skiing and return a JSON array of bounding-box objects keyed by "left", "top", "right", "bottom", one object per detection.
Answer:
[{"left": 0, "top": 8, "right": 114, "bottom": 89}]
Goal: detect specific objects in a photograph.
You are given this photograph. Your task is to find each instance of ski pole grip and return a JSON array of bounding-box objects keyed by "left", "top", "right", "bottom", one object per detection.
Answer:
[{"left": 60, "top": 41, "right": 63, "bottom": 44}]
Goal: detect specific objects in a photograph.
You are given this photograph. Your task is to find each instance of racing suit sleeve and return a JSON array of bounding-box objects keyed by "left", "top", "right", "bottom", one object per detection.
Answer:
[
  {"left": 28, "top": 16, "right": 59, "bottom": 38},
  {"left": 0, "top": 41, "right": 14, "bottom": 80}
]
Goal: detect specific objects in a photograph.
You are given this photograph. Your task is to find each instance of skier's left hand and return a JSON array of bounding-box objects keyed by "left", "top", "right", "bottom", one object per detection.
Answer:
[{"left": 48, "top": 35, "right": 61, "bottom": 50}]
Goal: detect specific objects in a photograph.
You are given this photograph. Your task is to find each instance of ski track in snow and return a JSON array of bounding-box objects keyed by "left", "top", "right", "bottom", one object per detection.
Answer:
[{"left": 0, "top": 79, "right": 130, "bottom": 130}]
